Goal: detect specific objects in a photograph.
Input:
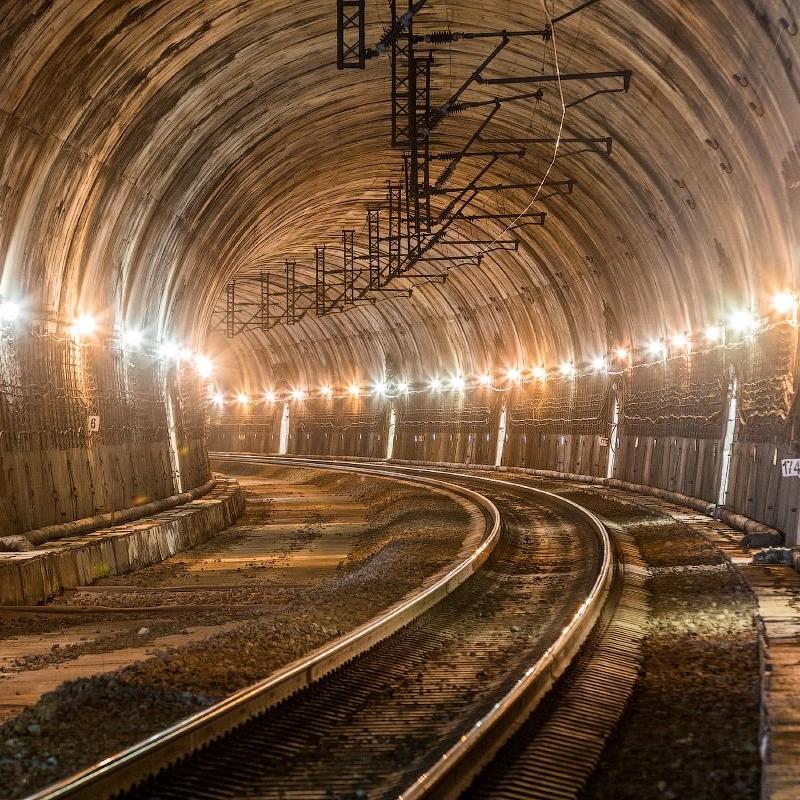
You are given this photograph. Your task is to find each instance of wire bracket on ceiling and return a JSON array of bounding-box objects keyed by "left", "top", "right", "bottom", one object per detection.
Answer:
[{"left": 220, "top": 0, "right": 629, "bottom": 338}]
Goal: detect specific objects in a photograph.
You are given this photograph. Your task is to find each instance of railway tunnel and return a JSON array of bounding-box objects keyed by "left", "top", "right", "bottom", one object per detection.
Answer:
[{"left": 1, "top": 1, "right": 800, "bottom": 798}]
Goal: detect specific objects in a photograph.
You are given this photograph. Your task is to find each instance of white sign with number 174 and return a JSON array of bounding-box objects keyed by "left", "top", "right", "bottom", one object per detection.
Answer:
[{"left": 781, "top": 458, "right": 800, "bottom": 478}]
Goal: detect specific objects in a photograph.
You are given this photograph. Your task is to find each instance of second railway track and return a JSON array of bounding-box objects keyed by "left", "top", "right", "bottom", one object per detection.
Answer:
[{"left": 28, "top": 456, "right": 625, "bottom": 800}]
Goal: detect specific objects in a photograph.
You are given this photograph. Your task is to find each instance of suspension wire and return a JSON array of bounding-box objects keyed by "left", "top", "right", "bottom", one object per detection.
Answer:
[{"left": 475, "top": 0, "right": 567, "bottom": 255}]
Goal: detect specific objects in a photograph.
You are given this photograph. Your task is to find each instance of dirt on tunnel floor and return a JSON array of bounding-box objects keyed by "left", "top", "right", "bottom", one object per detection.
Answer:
[
  {"left": 0, "top": 463, "right": 481, "bottom": 798},
  {"left": 557, "top": 490, "right": 762, "bottom": 800}
]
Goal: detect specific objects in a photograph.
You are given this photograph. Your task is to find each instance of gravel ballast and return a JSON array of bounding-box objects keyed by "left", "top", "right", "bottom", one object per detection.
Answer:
[
  {"left": 0, "top": 464, "right": 478, "bottom": 797},
  {"left": 559, "top": 491, "right": 762, "bottom": 800}
]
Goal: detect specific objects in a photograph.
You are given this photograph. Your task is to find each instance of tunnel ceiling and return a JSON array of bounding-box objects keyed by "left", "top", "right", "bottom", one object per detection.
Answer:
[{"left": 1, "top": 1, "right": 799, "bottom": 388}]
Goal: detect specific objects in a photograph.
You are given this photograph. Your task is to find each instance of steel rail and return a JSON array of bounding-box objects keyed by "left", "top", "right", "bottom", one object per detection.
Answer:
[
  {"left": 25, "top": 460, "right": 501, "bottom": 800},
  {"left": 237, "top": 454, "right": 615, "bottom": 799}
]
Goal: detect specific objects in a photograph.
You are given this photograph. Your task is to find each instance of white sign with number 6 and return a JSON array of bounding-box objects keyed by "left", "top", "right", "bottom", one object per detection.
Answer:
[{"left": 88, "top": 415, "right": 101, "bottom": 433}]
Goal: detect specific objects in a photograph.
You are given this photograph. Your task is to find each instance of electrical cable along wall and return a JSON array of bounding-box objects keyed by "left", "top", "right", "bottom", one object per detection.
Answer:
[
  {"left": 506, "top": 372, "right": 613, "bottom": 477},
  {"left": 615, "top": 348, "right": 728, "bottom": 502},
  {"left": 207, "top": 404, "right": 283, "bottom": 454},
  {"left": 209, "top": 322, "right": 800, "bottom": 543},
  {"left": 726, "top": 323, "right": 799, "bottom": 529},
  {"left": 392, "top": 392, "right": 497, "bottom": 464},
  {"left": 0, "top": 327, "right": 210, "bottom": 538},
  {"left": 291, "top": 395, "right": 388, "bottom": 458},
  {"left": 174, "top": 360, "right": 212, "bottom": 490}
]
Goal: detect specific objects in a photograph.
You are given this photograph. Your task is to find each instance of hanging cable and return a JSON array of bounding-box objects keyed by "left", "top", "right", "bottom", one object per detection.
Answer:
[{"left": 476, "top": 0, "right": 567, "bottom": 255}]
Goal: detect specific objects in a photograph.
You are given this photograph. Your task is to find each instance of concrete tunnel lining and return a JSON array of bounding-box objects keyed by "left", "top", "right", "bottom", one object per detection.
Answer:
[{"left": 0, "top": 1, "right": 798, "bottom": 541}]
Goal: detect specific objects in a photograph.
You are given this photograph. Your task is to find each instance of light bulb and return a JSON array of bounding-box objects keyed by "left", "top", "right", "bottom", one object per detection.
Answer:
[
  {"left": 729, "top": 309, "right": 758, "bottom": 333},
  {"left": 158, "top": 341, "right": 180, "bottom": 361},
  {"left": 0, "top": 301, "right": 22, "bottom": 323},
  {"left": 772, "top": 291, "right": 796, "bottom": 315},
  {"left": 194, "top": 355, "right": 213, "bottom": 378},
  {"left": 70, "top": 314, "right": 97, "bottom": 338},
  {"left": 122, "top": 329, "right": 143, "bottom": 349},
  {"left": 671, "top": 333, "right": 688, "bottom": 349}
]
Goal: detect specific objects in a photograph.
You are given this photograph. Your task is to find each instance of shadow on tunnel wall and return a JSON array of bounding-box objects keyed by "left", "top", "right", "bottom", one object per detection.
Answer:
[
  {"left": 210, "top": 321, "right": 800, "bottom": 545},
  {"left": 0, "top": 327, "right": 210, "bottom": 536}
]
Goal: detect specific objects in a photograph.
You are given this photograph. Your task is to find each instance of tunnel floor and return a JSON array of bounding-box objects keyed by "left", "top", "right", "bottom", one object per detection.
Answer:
[
  {"left": 0, "top": 465, "right": 789, "bottom": 799},
  {"left": 0, "top": 465, "right": 481, "bottom": 797},
  {"left": 572, "top": 491, "right": 761, "bottom": 800}
]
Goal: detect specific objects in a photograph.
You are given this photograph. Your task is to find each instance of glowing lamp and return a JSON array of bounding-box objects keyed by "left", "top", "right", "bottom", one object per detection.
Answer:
[
  {"left": 291, "top": 388, "right": 305, "bottom": 401},
  {"left": 559, "top": 362, "right": 575, "bottom": 376},
  {"left": 450, "top": 376, "right": 465, "bottom": 391},
  {"left": 772, "top": 291, "right": 796, "bottom": 315},
  {"left": 591, "top": 357, "right": 606, "bottom": 371},
  {"left": 506, "top": 368, "right": 521, "bottom": 382},
  {"left": 121, "top": 329, "right": 143, "bottom": 349},
  {"left": 70, "top": 314, "right": 97, "bottom": 338},
  {"left": 194, "top": 355, "right": 213, "bottom": 378},
  {"left": 212, "top": 392, "right": 224, "bottom": 406},
  {"left": 671, "top": 333, "right": 688, "bottom": 349},
  {"left": 158, "top": 341, "right": 180, "bottom": 361},
  {"left": 532, "top": 366, "right": 547, "bottom": 380},
  {"left": 264, "top": 390, "right": 277, "bottom": 402},
  {"left": 479, "top": 373, "right": 492, "bottom": 386},
  {"left": 729, "top": 309, "right": 758, "bottom": 333},
  {"left": 348, "top": 384, "right": 361, "bottom": 397},
  {"left": 429, "top": 378, "right": 442, "bottom": 392},
  {"left": 0, "top": 301, "right": 22, "bottom": 323}
]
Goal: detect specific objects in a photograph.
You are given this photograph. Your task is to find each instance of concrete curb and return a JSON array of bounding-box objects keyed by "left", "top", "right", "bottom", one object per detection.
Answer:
[
  {"left": 22, "top": 478, "right": 219, "bottom": 547},
  {"left": 0, "top": 477, "right": 245, "bottom": 606}
]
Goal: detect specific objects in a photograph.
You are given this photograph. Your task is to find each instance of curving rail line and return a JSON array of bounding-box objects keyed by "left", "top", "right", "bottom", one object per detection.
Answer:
[{"left": 24, "top": 455, "right": 615, "bottom": 800}]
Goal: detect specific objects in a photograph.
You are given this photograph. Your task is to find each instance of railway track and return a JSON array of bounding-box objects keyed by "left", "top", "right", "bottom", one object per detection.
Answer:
[{"left": 26, "top": 456, "right": 632, "bottom": 800}]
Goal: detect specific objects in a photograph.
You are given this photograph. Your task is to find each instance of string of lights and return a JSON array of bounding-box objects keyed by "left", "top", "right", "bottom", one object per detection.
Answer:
[
  {"left": 213, "top": 291, "right": 799, "bottom": 407},
  {"left": 0, "top": 301, "right": 216, "bottom": 380}
]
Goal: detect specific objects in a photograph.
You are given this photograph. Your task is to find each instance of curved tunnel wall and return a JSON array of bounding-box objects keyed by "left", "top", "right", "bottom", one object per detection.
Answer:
[
  {"left": 210, "top": 319, "right": 800, "bottom": 542},
  {"left": 1, "top": 2, "right": 799, "bottom": 536},
  {"left": 0, "top": 328, "right": 209, "bottom": 536},
  {"left": 0, "top": 325, "right": 210, "bottom": 539}
]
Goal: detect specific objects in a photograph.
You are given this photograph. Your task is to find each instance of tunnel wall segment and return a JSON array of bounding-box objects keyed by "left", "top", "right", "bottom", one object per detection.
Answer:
[
  {"left": 291, "top": 396, "right": 389, "bottom": 459},
  {"left": 0, "top": 327, "right": 210, "bottom": 540},
  {"left": 210, "top": 322, "right": 800, "bottom": 544},
  {"left": 207, "top": 404, "right": 283, "bottom": 454}
]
